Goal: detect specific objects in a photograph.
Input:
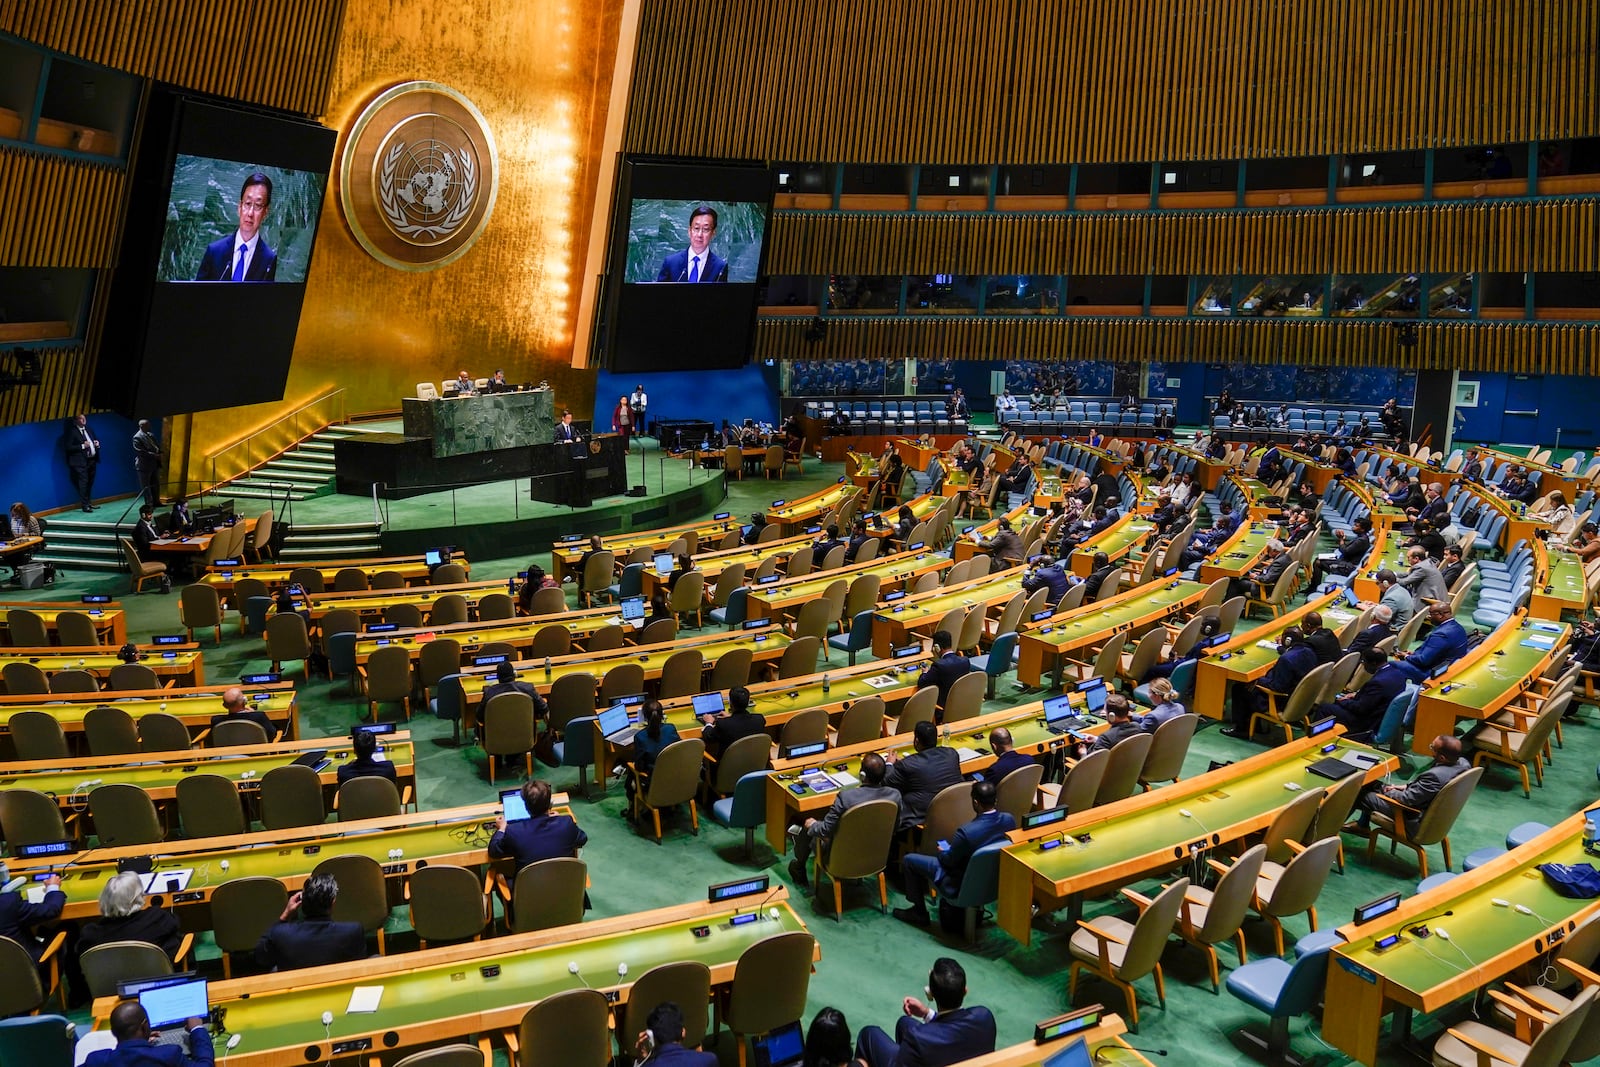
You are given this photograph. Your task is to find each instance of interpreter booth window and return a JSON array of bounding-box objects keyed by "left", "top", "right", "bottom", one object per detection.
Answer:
[
  {"left": 1075, "top": 162, "right": 1154, "bottom": 209},
  {"left": 906, "top": 275, "right": 979, "bottom": 314},
  {"left": 1434, "top": 144, "right": 1526, "bottom": 194},
  {"left": 1427, "top": 274, "right": 1474, "bottom": 318},
  {"left": 1243, "top": 155, "right": 1330, "bottom": 201},
  {"left": 773, "top": 163, "right": 834, "bottom": 208},
  {"left": 1330, "top": 274, "right": 1421, "bottom": 318},
  {"left": 759, "top": 275, "right": 825, "bottom": 310},
  {"left": 915, "top": 166, "right": 990, "bottom": 210},
  {"left": 1478, "top": 272, "right": 1527, "bottom": 319},
  {"left": 983, "top": 275, "right": 1060, "bottom": 315},
  {"left": 996, "top": 165, "right": 1071, "bottom": 198},
  {"left": 1533, "top": 273, "right": 1600, "bottom": 320},
  {"left": 839, "top": 164, "right": 913, "bottom": 209},
  {"left": 1065, "top": 275, "right": 1143, "bottom": 315},
  {"left": 1192, "top": 276, "right": 1233, "bottom": 315},
  {"left": 827, "top": 275, "right": 901, "bottom": 314},
  {"left": 1234, "top": 275, "right": 1325, "bottom": 318},
  {"left": 1335, "top": 150, "right": 1425, "bottom": 198},
  {"left": 1148, "top": 275, "right": 1186, "bottom": 316}
]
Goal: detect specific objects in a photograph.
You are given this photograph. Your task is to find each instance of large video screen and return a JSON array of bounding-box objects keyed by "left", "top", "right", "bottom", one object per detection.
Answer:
[
  {"left": 156, "top": 156, "right": 325, "bottom": 284},
  {"left": 603, "top": 158, "right": 772, "bottom": 373},
  {"left": 97, "top": 90, "right": 336, "bottom": 418}
]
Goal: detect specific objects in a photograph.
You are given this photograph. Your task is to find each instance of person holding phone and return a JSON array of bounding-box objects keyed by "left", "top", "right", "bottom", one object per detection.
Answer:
[{"left": 633, "top": 1001, "right": 715, "bottom": 1065}]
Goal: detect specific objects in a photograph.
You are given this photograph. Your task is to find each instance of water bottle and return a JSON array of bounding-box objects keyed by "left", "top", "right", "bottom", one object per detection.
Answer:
[
  {"left": 544, "top": 656, "right": 552, "bottom": 681},
  {"left": 1586, "top": 816, "right": 1598, "bottom": 855},
  {"left": 821, "top": 673, "right": 830, "bottom": 695}
]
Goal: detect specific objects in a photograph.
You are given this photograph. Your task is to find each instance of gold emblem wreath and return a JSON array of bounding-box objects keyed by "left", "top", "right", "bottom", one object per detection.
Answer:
[{"left": 378, "top": 142, "right": 478, "bottom": 240}]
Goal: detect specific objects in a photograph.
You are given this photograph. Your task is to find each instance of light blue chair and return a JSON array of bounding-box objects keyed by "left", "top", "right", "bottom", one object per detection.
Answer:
[
  {"left": 709, "top": 770, "right": 768, "bottom": 859},
  {"left": 827, "top": 609, "right": 875, "bottom": 665},
  {"left": 970, "top": 631, "right": 1019, "bottom": 698},
  {"left": 1506, "top": 821, "right": 1551, "bottom": 849},
  {"left": 1225, "top": 943, "right": 1333, "bottom": 1063},
  {"left": 942, "top": 840, "right": 1007, "bottom": 943},
  {"left": 554, "top": 713, "right": 598, "bottom": 797},
  {"left": 1417, "top": 871, "right": 1459, "bottom": 893},
  {"left": 0, "top": 1015, "right": 74, "bottom": 1067},
  {"left": 1292, "top": 928, "right": 1343, "bottom": 959},
  {"left": 709, "top": 586, "right": 749, "bottom": 629},
  {"left": 607, "top": 562, "right": 645, "bottom": 603},
  {"left": 1372, "top": 683, "right": 1419, "bottom": 752},
  {"left": 1133, "top": 658, "right": 1196, "bottom": 707}
]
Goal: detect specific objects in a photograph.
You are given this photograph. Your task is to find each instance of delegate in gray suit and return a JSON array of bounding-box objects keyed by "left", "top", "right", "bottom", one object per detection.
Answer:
[
  {"left": 1397, "top": 551, "right": 1450, "bottom": 606},
  {"left": 1353, "top": 735, "right": 1469, "bottom": 834},
  {"left": 789, "top": 752, "right": 905, "bottom": 884}
]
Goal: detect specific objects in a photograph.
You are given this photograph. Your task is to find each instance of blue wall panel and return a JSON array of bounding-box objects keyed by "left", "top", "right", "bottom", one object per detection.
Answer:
[
  {"left": 0, "top": 414, "right": 149, "bottom": 513},
  {"left": 593, "top": 366, "right": 779, "bottom": 435}
]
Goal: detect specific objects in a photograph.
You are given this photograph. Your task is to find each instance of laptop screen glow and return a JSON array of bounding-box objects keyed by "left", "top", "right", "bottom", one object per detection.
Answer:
[
  {"left": 653, "top": 553, "right": 675, "bottom": 576},
  {"left": 139, "top": 977, "right": 208, "bottom": 1029},
  {"left": 692, "top": 692, "right": 725, "bottom": 716},
  {"left": 597, "top": 704, "right": 630, "bottom": 737}
]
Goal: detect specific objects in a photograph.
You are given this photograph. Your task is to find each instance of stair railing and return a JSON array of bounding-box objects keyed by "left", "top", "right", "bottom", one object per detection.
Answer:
[{"left": 205, "top": 388, "right": 348, "bottom": 491}]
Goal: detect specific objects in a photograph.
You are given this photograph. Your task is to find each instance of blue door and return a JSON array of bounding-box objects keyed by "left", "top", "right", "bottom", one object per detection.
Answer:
[{"left": 1500, "top": 376, "right": 1541, "bottom": 446}]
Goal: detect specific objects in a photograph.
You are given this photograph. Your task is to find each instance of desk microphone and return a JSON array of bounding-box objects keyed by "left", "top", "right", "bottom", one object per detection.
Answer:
[
  {"left": 1093, "top": 1046, "right": 1168, "bottom": 1063},
  {"left": 1405, "top": 908, "right": 1455, "bottom": 936},
  {"left": 567, "top": 961, "right": 591, "bottom": 988},
  {"left": 1514, "top": 903, "right": 1558, "bottom": 926},
  {"left": 1178, "top": 808, "right": 1210, "bottom": 835}
]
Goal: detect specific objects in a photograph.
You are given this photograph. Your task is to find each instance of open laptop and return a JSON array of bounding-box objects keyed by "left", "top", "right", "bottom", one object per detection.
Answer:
[
  {"left": 692, "top": 692, "right": 725, "bottom": 719},
  {"left": 619, "top": 595, "right": 646, "bottom": 629},
  {"left": 1042, "top": 693, "right": 1084, "bottom": 735},
  {"left": 752, "top": 1020, "right": 805, "bottom": 1067},
  {"left": 500, "top": 788, "right": 532, "bottom": 822},
  {"left": 291, "top": 750, "right": 330, "bottom": 773},
  {"left": 653, "top": 552, "right": 675, "bottom": 577},
  {"left": 132, "top": 974, "right": 208, "bottom": 1047},
  {"left": 597, "top": 702, "right": 642, "bottom": 745}
]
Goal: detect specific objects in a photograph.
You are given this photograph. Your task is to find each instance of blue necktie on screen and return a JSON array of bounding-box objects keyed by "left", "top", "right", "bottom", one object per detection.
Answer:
[
  {"left": 689, "top": 256, "right": 700, "bottom": 283},
  {"left": 232, "top": 243, "right": 247, "bottom": 281}
]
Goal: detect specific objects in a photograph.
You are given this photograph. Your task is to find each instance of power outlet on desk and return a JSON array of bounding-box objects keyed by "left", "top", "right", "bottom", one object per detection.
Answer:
[
  {"left": 480, "top": 965, "right": 500, "bottom": 979},
  {"left": 331, "top": 1038, "right": 373, "bottom": 1055},
  {"left": 173, "top": 891, "right": 205, "bottom": 903},
  {"left": 605, "top": 990, "right": 621, "bottom": 1004},
  {"left": 382, "top": 863, "right": 408, "bottom": 875}
]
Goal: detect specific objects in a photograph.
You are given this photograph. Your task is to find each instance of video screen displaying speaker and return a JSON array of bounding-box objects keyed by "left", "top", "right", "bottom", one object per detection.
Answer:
[
  {"left": 602, "top": 157, "right": 772, "bottom": 373},
  {"left": 97, "top": 87, "right": 337, "bottom": 418}
]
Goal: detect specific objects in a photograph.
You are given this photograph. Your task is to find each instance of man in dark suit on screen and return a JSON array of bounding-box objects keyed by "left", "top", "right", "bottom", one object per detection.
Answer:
[
  {"left": 194, "top": 172, "right": 278, "bottom": 282},
  {"left": 655, "top": 204, "right": 729, "bottom": 283}
]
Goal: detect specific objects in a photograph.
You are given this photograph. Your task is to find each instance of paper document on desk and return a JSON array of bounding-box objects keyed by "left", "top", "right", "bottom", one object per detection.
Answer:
[
  {"left": 1521, "top": 635, "right": 1558, "bottom": 651},
  {"left": 25, "top": 886, "right": 46, "bottom": 904},
  {"left": 864, "top": 675, "right": 900, "bottom": 689},
  {"left": 800, "top": 771, "right": 838, "bottom": 793},
  {"left": 955, "top": 747, "right": 982, "bottom": 762},
  {"left": 1256, "top": 639, "right": 1281, "bottom": 651},
  {"left": 346, "top": 986, "right": 384, "bottom": 1014},
  {"left": 831, "top": 770, "right": 860, "bottom": 788}
]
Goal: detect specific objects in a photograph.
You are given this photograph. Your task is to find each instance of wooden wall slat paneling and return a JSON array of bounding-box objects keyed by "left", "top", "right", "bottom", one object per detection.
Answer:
[
  {"left": 625, "top": 0, "right": 1600, "bottom": 163},
  {"left": 755, "top": 317, "right": 1600, "bottom": 376},
  {"left": 761, "top": 199, "right": 1600, "bottom": 278}
]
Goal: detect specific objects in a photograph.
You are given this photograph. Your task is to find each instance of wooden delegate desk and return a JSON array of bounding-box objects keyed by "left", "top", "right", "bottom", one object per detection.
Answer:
[
  {"left": 1282, "top": 449, "right": 1341, "bottom": 496},
  {"left": 200, "top": 555, "right": 465, "bottom": 603},
  {"left": 1192, "top": 590, "right": 1357, "bottom": 719},
  {"left": 997, "top": 730, "right": 1396, "bottom": 943},
  {"left": 1349, "top": 527, "right": 1400, "bottom": 603},
  {"left": 747, "top": 548, "right": 956, "bottom": 621},
  {"left": 1478, "top": 446, "right": 1583, "bottom": 502},
  {"left": 1227, "top": 474, "right": 1280, "bottom": 519},
  {"left": 637, "top": 534, "right": 811, "bottom": 599},
  {"left": 0, "top": 733, "right": 417, "bottom": 820},
  {"left": 146, "top": 517, "right": 257, "bottom": 559},
  {"left": 869, "top": 567, "right": 1028, "bottom": 658},
  {"left": 1016, "top": 578, "right": 1209, "bottom": 688},
  {"left": 0, "top": 644, "right": 204, "bottom": 688},
  {"left": 0, "top": 536, "right": 44, "bottom": 568},
  {"left": 763, "top": 703, "right": 1108, "bottom": 853},
  {"left": 91, "top": 891, "right": 813, "bottom": 1067},
  {"left": 951, "top": 1016, "right": 1152, "bottom": 1067},
  {"left": 1342, "top": 479, "right": 1408, "bottom": 532},
  {"left": 454, "top": 627, "right": 795, "bottom": 701},
  {"left": 894, "top": 438, "right": 940, "bottom": 472},
  {"left": 350, "top": 606, "right": 638, "bottom": 669},
  {"left": 1067, "top": 513, "right": 1153, "bottom": 577},
  {"left": 0, "top": 601, "right": 127, "bottom": 646},
  {"left": 596, "top": 655, "right": 935, "bottom": 785},
  {"left": 764, "top": 481, "right": 861, "bottom": 533},
  {"left": 1409, "top": 615, "right": 1567, "bottom": 754},
  {"left": 951, "top": 503, "right": 1035, "bottom": 562},
  {"left": 0, "top": 682, "right": 300, "bottom": 744},
  {"left": 301, "top": 580, "right": 511, "bottom": 626},
  {"left": 1326, "top": 814, "right": 1600, "bottom": 1065},
  {"left": 12, "top": 803, "right": 545, "bottom": 921},
  {"left": 550, "top": 517, "right": 747, "bottom": 583},
  {"left": 1530, "top": 541, "right": 1589, "bottom": 621},
  {"left": 1195, "top": 520, "right": 1279, "bottom": 584}
]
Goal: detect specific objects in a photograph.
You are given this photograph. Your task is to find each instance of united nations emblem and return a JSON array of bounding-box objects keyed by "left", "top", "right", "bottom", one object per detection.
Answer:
[{"left": 340, "top": 82, "right": 499, "bottom": 271}]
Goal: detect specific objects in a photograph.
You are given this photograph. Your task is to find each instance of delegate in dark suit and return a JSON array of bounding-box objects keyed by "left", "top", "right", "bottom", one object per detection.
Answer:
[
  {"left": 84, "top": 1028, "right": 215, "bottom": 1066},
  {"left": 554, "top": 418, "right": 589, "bottom": 507},
  {"left": 918, "top": 650, "right": 973, "bottom": 707},
  {"left": 858, "top": 1006, "right": 999, "bottom": 1067},
  {"left": 255, "top": 916, "right": 365, "bottom": 971},
  {"left": 209, "top": 708, "right": 279, "bottom": 744},
  {"left": 79, "top": 906, "right": 183, "bottom": 961},
  {"left": 1345, "top": 622, "right": 1395, "bottom": 658},
  {"left": 194, "top": 233, "right": 277, "bottom": 281},
  {"left": 656, "top": 248, "right": 728, "bottom": 283},
  {"left": 62, "top": 416, "right": 101, "bottom": 511},
  {"left": 978, "top": 748, "right": 1036, "bottom": 784},
  {"left": 901, "top": 808, "right": 1017, "bottom": 914},
  {"left": 1393, "top": 617, "right": 1470, "bottom": 681},
  {"left": 1320, "top": 662, "right": 1407, "bottom": 736},
  {"left": 489, "top": 811, "right": 587, "bottom": 870},
  {"left": 885, "top": 726, "right": 964, "bottom": 827},
  {"left": 700, "top": 709, "right": 767, "bottom": 757},
  {"left": 336, "top": 754, "right": 397, "bottom": 786},
  {"left": 1226, "top": 639, "right": 1319, "bottom": 733},
  {"left": 0, "top": 882, "right": 66, "bottom": 959},
  {"left": 642, "top": 1043, "right": 717, "bottom": 1067}
]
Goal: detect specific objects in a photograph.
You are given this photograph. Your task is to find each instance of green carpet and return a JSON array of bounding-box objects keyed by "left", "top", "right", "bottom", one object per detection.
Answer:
[{"left": 7, "top": 458, "right": 1597, "bottom": 1067}]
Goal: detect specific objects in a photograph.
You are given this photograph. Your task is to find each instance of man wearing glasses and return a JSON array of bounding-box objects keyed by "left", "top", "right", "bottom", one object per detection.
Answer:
[
  {"left": 655, "top": 204, "right": 728, "bottom": 283},
  {"left": 195, "top": 172, "right": 278, "bottom": 282}
]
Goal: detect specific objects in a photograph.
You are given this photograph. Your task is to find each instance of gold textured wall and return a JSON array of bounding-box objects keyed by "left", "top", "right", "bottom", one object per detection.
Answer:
[
  {"left": 182, "top": 0, "right": 626, "bottom": 486},
  {"left": 626, "top": 0, "right": 1600, "bottom": 163}
]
